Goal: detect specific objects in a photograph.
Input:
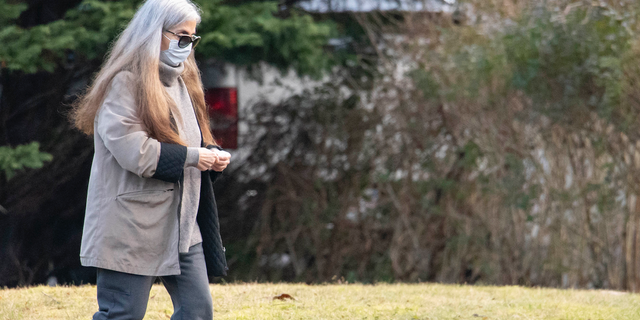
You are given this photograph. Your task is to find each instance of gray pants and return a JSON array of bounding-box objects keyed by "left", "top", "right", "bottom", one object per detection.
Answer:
[{"left": 92, "top": 242, "right": 213, "bottom": 320}]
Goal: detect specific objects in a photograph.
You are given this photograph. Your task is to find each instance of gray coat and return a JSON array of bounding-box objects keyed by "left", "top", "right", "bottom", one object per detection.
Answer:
[{"left": 79, "top": 71, "right": 228, "bottom": 277}]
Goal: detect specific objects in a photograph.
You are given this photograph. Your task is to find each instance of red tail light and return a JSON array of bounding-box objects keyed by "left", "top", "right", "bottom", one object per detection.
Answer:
[{"left": 205, "top": 87, "right": 238, "bottom": 149}]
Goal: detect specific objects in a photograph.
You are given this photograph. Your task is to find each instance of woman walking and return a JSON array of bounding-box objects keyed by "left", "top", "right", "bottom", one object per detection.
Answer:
[{"left": 69, "top": 0, "right": 230, "bottom": 319}]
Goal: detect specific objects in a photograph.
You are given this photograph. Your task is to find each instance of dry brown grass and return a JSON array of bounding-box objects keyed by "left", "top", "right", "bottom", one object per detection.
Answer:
[{"left": 1, "top": 283, "right": 639, "bottom": 319}]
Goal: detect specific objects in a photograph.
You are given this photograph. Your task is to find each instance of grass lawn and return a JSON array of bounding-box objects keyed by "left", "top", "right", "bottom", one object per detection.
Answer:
[{"left": 1, "top": 282, "right": 639, "bottom": 319}]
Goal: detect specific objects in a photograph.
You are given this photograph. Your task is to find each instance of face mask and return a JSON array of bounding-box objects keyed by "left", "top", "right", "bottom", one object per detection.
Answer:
[{"left": 160, "top": 34, "right": 192, "bottom": 66}]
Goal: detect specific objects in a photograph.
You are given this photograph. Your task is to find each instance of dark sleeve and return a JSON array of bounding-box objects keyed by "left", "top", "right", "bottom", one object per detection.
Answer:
[
  {"left": 151, "top": 142, "right": 188, "bottom": 183},
  {"left": 205, "top": 144, "right": 224, "bottom": 184}
]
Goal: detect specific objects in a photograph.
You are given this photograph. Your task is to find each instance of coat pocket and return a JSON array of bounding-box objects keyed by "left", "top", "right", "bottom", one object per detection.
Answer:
[
  {"left": 115, "top": 189, "right": 175, "bottom": 230},
  {"left": 108, "top": 188, "right": 178, "bottom": 263},
  {"left": 116, "top": 188, "right": 174, "bottom": 198}
]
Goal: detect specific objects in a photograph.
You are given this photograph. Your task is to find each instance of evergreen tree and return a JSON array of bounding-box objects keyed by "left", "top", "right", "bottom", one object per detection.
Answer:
[{"left": 0, "top": 0, "right": 335, "bottom": 75}]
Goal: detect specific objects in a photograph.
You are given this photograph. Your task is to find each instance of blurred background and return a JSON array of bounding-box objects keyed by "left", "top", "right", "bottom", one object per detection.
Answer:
[{"left": 3, "top": 0, "right": 640, "bottom": 291}]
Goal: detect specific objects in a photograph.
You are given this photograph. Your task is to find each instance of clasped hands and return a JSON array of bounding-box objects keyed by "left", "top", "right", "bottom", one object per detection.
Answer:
[{"left": 196, "top": 148, "right": 231, "bottom": 172}]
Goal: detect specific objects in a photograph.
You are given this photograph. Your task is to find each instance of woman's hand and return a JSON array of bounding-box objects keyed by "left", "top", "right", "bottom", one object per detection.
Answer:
[
  {"left": 210, "top": 150, "right": 231, "bottom": 172},
  {"left": 196, "top": 148, "right": 219, "bottom": 171}
]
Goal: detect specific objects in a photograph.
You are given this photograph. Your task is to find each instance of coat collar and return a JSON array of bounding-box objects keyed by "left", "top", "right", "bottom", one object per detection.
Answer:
[{"left": 158, "top": 59, "right": 184, "bottom": 87}]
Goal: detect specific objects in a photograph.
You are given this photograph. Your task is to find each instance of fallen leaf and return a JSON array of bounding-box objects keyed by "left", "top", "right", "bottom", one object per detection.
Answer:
[{"left": 273, "top": 293, "right": 296, "bottom": 301}]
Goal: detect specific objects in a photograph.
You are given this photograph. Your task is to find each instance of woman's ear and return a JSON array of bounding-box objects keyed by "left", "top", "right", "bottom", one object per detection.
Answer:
[{"left": 160, "top": 31, "right": 170, "bottom": 51}]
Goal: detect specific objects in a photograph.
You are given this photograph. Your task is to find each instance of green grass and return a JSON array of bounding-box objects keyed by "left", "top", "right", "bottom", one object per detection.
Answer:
[{"left": 1, "top": 283, "right": 639, "bottom": 319}]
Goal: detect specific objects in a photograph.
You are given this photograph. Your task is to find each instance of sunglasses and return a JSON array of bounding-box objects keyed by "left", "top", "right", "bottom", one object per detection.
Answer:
[{"left": 164, "top": 29, "right": 201, "bottom": 49}]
